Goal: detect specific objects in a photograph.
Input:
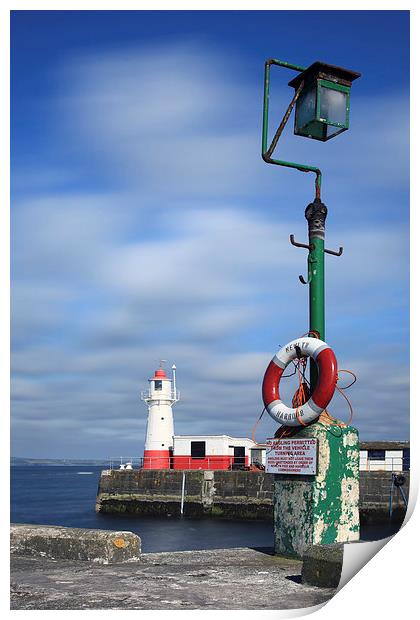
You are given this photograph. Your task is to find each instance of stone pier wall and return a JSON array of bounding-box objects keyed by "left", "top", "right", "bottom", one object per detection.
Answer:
[
  {"left": 359, "top": 471, "right": 409, "bottom": 524},
  {"left": 96, "top": 469, "right": 273, "bottom": 519},
  {"left": 96, "top": 468, "right": 409, "bottom": 522}
]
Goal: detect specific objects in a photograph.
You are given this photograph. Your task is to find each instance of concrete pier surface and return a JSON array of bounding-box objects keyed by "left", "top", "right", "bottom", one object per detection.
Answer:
[{"left": 11, "top": 547, "right": 336, "bottom": 610}]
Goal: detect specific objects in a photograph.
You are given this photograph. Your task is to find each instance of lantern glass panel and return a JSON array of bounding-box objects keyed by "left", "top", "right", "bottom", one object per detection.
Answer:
[
  {"left": 319, "top": 86, "right": 348, "bottom": 126},
  {"left": 326, "top": 124, "right": 346, "bottom": 140},
  {"left": 295, "top": 86, "right": 317, "bottom": 133}
]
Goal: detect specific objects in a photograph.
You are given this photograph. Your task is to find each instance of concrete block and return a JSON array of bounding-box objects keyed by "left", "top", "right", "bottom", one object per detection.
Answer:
[
  {"left": 10, "top": 524, "right": 141, "bottom": 564},
  {"left": 301, "top": 543, "right": 344, "bottom": 588},
  {"left": 273, "top": 423, "right": 360, "bottom": 558}
]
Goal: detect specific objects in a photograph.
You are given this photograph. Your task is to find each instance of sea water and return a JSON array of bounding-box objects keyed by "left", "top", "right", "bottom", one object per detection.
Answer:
[{"left": 10, "top": 465, "right": 400, "bottom": 553}]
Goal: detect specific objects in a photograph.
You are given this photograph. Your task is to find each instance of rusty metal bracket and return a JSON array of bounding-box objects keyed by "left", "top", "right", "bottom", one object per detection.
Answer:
[
  {"left": 262, "top": 59, "right": 323, "bottom": 200},
  {"left": 264, "top": 81, "right": 305, "bottom": 160}
]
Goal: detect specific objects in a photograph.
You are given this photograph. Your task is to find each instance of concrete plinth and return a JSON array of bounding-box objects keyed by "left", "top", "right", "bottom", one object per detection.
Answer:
[
  {"left": 273, "top": 421, "right": 360, "bottom": 558},
  {"left": 301, "top": 543, "right": 344, "bottom": 588},
  {"left": 10, "top": 524, "right": 141, "bottom": 564}
]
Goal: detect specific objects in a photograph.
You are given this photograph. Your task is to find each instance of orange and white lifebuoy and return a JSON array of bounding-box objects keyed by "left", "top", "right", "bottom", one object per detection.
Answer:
[{"left": 262, "top": 337, "right": 337, "bottom": 427}]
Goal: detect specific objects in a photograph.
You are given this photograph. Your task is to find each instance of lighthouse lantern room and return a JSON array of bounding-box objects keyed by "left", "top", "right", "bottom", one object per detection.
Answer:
[{"left": 141, "top": 362, "right": 179, "bottom": 469}]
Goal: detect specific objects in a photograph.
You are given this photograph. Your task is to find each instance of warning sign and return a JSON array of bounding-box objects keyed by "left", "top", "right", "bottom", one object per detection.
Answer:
[{"left": 266, "top": 437, "right": 318, "bottom": 475}]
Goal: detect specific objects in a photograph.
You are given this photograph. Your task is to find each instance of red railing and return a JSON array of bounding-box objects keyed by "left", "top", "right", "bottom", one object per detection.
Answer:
[{"left": 106, "top": 455, "right": 252, "bottom": 471}]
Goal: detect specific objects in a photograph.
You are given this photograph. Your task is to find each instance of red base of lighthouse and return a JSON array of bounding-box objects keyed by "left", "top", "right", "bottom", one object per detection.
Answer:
[{"left": 143, "top": 450, "right": 171, "bottom": 469}]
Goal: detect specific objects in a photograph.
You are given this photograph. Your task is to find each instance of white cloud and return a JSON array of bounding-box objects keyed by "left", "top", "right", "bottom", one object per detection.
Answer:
[{"left": 57, "top": 44, "right": 258, "bottom": 200}]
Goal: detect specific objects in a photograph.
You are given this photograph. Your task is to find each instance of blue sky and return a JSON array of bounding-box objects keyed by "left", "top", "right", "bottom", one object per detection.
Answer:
[{"left": 11, "top": 10, "right": 409, "bottom": 458}]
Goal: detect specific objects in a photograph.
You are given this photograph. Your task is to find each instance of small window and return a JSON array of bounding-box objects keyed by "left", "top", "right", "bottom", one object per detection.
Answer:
[
  {"left": 251, "top": 449, "right": 263, "bottom": 465},
  {"left": 154, "top": 380, "right": 162, "bottom": 390},
  {"left": 191, "top": 441, "right": 206, "bottom": 459},
  {"left": 368, "top": 449, "right": 385, "bottom": 461},
  {"left": 234, "top": 446, "right": 245, "bottom": 465}
]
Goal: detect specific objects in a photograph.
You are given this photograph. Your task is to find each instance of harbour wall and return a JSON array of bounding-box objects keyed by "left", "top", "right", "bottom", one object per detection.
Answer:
[{"left": 96, "top": 469, "right": 409, "bottom": 522}]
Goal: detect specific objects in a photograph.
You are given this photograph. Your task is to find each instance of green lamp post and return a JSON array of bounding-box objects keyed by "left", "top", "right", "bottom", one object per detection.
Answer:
[
  {"left": 262, "top": 59, "right": 360, "bottom": 387},
  {"left": 262, "top": 60, "right": 362, "bottom": 559}
]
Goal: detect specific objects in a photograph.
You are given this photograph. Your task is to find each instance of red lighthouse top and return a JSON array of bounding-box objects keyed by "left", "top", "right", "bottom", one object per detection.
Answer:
[{"left": 153, "top": 368, "right": 167, "bottom": 379}]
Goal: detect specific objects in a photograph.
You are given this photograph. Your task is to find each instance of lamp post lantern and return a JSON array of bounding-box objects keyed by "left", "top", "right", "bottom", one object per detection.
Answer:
[{"left": 289, "top": 61, "right": 360, "bottom": 142}]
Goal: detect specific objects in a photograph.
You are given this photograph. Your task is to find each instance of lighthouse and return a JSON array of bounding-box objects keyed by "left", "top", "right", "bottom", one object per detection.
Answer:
[{"left": 141, "top": 362, "right": 179, "bottom": 469}]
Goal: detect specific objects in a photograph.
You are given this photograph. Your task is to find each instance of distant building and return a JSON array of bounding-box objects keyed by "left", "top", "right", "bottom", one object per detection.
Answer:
[
  {"left": 172, "top": 435, "right": 260, "bottom": 470},
  {"left": 359, "top": 441, "right": 410, "bottom": 472}
]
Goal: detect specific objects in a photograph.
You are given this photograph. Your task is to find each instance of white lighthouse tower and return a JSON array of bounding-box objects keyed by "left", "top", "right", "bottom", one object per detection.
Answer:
[{"left": 140, "top": 362, "right": 179, "bottom": 469}]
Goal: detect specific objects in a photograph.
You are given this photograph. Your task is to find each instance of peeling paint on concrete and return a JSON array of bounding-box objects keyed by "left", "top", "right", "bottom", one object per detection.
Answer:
[
  {"left": 313, "top": 517, "right": 328, "bottom": 545},
  {"left": 273, "top": 421, "right": 360, "bottom": 559},
  {"left": 343, "top": 432, "right": 358, "bottom": 448}
]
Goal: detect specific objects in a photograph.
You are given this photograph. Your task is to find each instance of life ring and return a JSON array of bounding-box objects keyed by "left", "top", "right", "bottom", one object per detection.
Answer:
[{"left": 262, "top": 337, "right": 337, "bottom": 427}]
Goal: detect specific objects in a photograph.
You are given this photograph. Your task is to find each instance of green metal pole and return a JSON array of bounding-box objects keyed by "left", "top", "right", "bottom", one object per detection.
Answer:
[
  {"left": 305, "top": 200, "right": 327, "bottom": 388},
  {"left": 309, "top": 237, "right": 325, "bottom": 341}
]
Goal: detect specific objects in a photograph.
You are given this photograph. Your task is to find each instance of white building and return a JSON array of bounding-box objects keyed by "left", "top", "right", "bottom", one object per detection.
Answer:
[
  {"left": 172, "top": 435, "right": 263, "bottom": 470},
  {"left": 359, "top": 441, "right": 410, "bottom": 472}
]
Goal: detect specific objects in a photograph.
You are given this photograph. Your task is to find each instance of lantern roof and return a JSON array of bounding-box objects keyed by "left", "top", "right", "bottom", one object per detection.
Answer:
[
  {"left": 153, "top": 368, "right": 168, "bottom": 379},
  {"left": 288, "top": 61, "right": 361, "bottom": 90}
]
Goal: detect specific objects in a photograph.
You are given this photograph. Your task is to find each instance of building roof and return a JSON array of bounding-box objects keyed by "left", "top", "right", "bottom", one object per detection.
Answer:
[{"left": 360, "top": 441, "right": 410, "bottom": 451}]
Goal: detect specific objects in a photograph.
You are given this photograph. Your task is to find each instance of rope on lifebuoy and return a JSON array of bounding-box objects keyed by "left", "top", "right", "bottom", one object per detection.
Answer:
[{"left": 262, "top": 337, "right": 338, "bottom": 427}]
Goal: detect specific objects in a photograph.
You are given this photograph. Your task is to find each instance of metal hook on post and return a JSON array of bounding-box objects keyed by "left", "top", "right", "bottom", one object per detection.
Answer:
[
  {"left": 324, "top": 246, "right": 344, "bottom": 256},
  {"left": 289, "top": 234, "right": 314, "bottom": 251},
  {"left": 300, "top": 252, "right": 317, "bottom": 285},
  {"left": 299, "top": 272, "right": 311, "bottom": 285},
  {"left": 290, "top": 235, "right": 314, "bottom": 285}
]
